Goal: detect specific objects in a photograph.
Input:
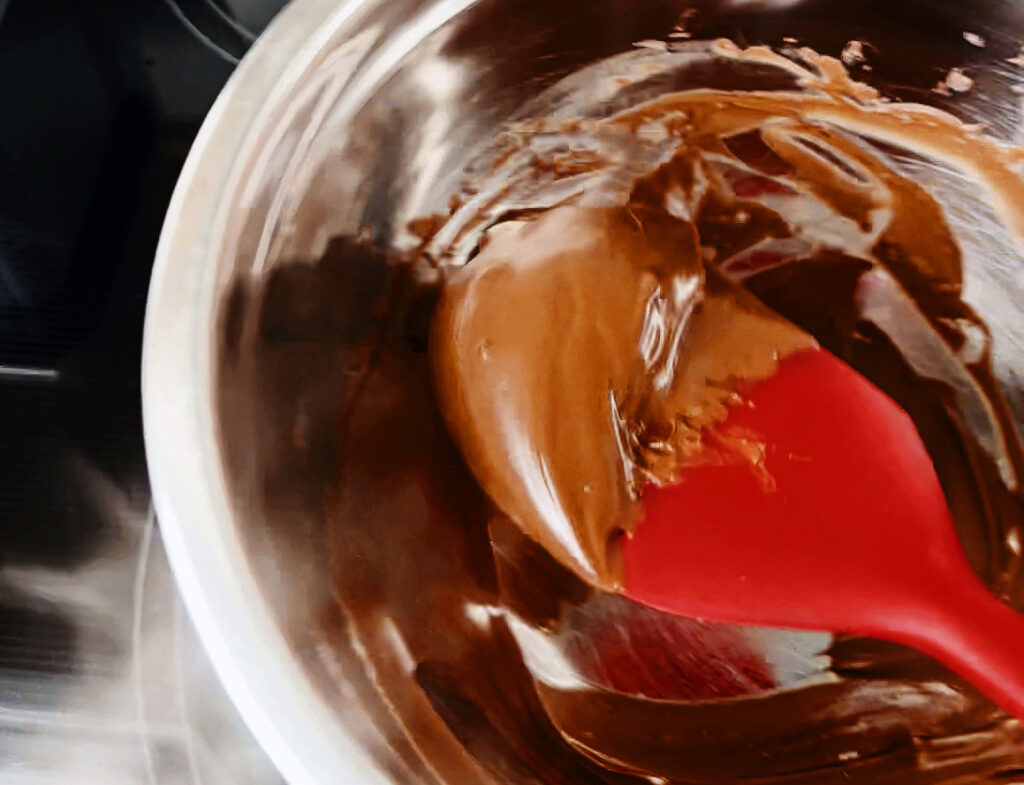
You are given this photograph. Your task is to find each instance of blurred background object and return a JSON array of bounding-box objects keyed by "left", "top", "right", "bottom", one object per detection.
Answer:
[{"left": 0, "top": 0, "right": 289, "bottom": 782}]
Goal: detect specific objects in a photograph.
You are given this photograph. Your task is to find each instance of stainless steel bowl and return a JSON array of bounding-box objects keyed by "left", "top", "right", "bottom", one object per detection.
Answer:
[{"left": 143, "top": 1, "right": 1024, "bottom": 783}]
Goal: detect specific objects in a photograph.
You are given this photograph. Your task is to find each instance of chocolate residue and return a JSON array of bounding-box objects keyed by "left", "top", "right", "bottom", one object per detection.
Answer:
[{"left": 219, "top": 42, "right": 1024, "bottom": 785}]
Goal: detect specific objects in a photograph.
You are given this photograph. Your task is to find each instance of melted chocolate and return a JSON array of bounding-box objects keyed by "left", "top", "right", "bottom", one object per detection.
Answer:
[
  {"left": 220, "top": 42, "right": 1024, "bottom": 785},
  {"left": 431, "top": 205, "right": 813, "bottom": 585}
]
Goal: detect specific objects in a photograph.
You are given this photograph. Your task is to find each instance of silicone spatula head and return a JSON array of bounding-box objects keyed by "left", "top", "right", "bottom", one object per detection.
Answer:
[{"left": 621, "top": 347, "right": 1024, "bottom": 719}]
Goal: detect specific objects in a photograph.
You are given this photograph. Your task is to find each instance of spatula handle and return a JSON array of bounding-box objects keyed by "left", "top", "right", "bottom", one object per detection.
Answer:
[{"left": 911, "top": 574, "right": 1024, "bottom": 720}]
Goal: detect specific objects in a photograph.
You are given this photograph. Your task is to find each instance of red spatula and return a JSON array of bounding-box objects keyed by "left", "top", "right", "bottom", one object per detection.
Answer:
[{"left": 622, "top": 346, "right": 1024, "bottom": 719}]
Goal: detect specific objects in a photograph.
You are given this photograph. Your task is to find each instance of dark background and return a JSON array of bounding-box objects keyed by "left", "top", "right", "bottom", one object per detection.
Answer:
[{"left": 0, "top": 0, "right": 286, "bottom": 679}]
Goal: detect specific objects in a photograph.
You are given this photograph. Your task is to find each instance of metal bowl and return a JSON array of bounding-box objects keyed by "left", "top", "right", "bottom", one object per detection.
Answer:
[{"left": 142, "top": 1, "right": 1024, "bottom": 783}]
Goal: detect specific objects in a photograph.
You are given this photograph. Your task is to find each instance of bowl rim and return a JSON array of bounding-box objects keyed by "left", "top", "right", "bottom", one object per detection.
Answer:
[{"left": 142, "top": 1, "right": 399, "bottom": 783}]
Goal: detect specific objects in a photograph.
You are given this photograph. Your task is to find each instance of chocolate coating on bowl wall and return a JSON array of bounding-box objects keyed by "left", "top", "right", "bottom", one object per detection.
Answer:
[{"left": 218, "top": 42, "right": 1024, "bottom": 785}]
